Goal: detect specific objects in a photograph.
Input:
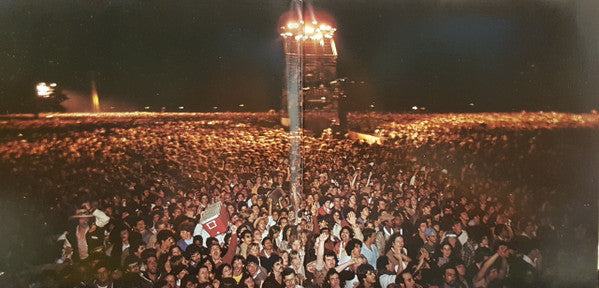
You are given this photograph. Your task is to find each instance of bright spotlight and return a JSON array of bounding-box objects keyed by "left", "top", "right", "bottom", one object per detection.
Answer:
[{"left": 36, "top": 82, "right": 55, "bottom": 98}]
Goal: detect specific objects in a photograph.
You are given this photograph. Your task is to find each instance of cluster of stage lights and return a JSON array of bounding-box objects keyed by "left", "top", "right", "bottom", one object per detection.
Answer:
[
  {"left": 280, "top": 20, "right": 335, "bottom": 46},
  {"left": 36, "top": 82, "right": 57, "bottom": 98}
]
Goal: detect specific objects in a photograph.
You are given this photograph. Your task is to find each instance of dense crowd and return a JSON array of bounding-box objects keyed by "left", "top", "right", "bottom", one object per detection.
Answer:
[{"left": 0, "top": 112, "right": 597, "bottom": 288}]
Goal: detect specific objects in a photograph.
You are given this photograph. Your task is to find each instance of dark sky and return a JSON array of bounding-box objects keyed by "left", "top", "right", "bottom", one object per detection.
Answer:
[{"left": 0, "top": 0, "right": 597, "bottom": 113}]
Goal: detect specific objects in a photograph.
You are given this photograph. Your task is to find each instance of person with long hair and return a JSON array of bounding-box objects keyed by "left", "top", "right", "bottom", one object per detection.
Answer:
[
  {"left": 384, "top": 233, "right": 412, "bottom": 273},
  {"left": 334, "top": 226, "right": 354, "bottom": 260}
]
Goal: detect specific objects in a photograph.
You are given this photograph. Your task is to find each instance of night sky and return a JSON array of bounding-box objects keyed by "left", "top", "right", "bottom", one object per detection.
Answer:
[{"left": 0, "top": 0, "right": 597, "bottom": 113}]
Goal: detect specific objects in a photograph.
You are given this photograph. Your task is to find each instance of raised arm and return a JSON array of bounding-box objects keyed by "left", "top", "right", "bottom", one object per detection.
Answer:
[{"left": 346, "top": 211, "right": 363, "bottom": 241}]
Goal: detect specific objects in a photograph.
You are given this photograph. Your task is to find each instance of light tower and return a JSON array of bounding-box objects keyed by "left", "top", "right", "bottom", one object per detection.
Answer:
[{"left": 280, "top": 0, "right": 338, "bottom": 212}]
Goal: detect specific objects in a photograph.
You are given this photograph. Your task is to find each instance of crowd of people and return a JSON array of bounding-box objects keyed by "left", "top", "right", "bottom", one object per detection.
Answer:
[{"left": 0, "top": 112, "right": 597, "bottom": 288}]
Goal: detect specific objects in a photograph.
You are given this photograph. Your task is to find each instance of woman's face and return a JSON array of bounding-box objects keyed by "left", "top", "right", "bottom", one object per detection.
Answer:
[
  {"left": 291, "top": 254, "right": 301, "bottom": 267},
  {"left": 291, "top": 239, "right": 301, "bottom": 251},
  {"left": 393, "top": 236, "right": 404, "bottom": 250},
  {"left": 253, "top": 230, "right": 263, "bottom": 243},
  {"left": 263, "top": 239, "right": 273, "bottom": 250},
  {"left": 281, "top": 252, "right": 289, "bottom": 266}
]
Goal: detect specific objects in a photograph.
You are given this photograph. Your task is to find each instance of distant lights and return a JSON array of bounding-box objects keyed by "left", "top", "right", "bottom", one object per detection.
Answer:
[
  {"left": 280, "top": 20, "right": 336, "bottom": 42},
  {"left": 412, "top": 106, "right": 418, "bottom": 111},
  {"left": 239, "top": 104, "right": 245, "bottom": 107},
  {"left": 144, "top": 106, "right": 150, "bottom": 110},
  {"left": 36, "top": 82, "right": 56, "bottom": 98},
  {"left": 178, "top": 106, "right": 184, "bottom": 110}
]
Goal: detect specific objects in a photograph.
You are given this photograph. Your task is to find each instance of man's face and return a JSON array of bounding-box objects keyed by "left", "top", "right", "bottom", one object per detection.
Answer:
[
  {"left": 340, "top": 229, "right": 350, "bottom": 240},
  {"left": 452, "top": 223, "right": 463, "bottom": 234},
  {"left": 393, "top": 216, "right": 403, "bottom": 227},
  {"left": 443, "top": 268, "right": 457, "bottom": 285},
  {"left": 162, "top": 236, "right": 175, "bottom": 249},
  {"left": 351, "top": 244, "right": 361, "bottom": 257},
  {"left": 127, "top": 262, "right": 140, "bottom": 274},
  {"left": 441, "top": 244, "right": 452, "bottom": 258},
  {"left": 418, "top": 222, "right": 427, "bottom": 233},
  {"left": 233, "top": 259, "right": 244, "bottom": 270},
  {"left": 456, "top": 264, "right": 466, "bottom": 276},
  {"left": 136, "top": 220, "right": 146, "bottom": 232},
  {"left": 328, "top": 273, "right": 340, "bottom": 288},
  {"left": 361, "top": 207, "right": 370, "bottom": 217},
  {"left": 427, "top": 234, "right": 437, "bottom": 244},
  {"left": 210, "top": 245, "right": 221, "bottom": 259},
  {"left": 324, "top": 256, "right": 336, "bottom": 269},
  {"left": 284, "top": 273, "right": 297, "bottom": 288},
  {"left": 198, "top": 267, "right": 210, "bottom": 283},
  {"left": 96, "top": 267, "right": 110, "bottom": 283},
  {"left": 402, "top": 273, "right": 416, "bottom": 288},
  {"left": 365, "top": 270, "right": 377, "bottom": 284},
  {"left": 273, "top": 260, "right": 284, "bottom": 273},
  {"left": 460, "top": 212, "right": 469, "bottom": 222},
  {"left": 243, "top": 232, "right": 253, "bottom": 244},
  {"left": 120, "top": 230, "right": 129, "bottom": 241},
  {"left": 247, "top": 262, "right": 258, "bottom": 275},
  {"left": 333, "top": 198, "right": 341, "bottom": 208},
  {"left": 190, "top": 252, "right": 201, "bottom": 263},
  {"left": 165, "top": 274, "right": 176, "bottom": 288},
  {"left": 146, "top": 256, "right": 158, "bottom": 273}
]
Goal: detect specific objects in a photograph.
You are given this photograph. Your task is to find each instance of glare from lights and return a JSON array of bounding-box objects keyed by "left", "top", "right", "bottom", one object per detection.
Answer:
[
  {"left": 36, "top": 82, "right": 55, "bottom": 98},
  {"left": 280, "top": 19, "right": 336, "bottom": 42},
  {"left": 239, "top": 104, "right": 245, "bottom": 107},
  {"left": 213, "top": 106, "right": 218, "bottom": 110},
  {"left": 469, "top": 103, "right": 475, "bottom": 106},
  {"left": 412, "top": 106, "right": 418, "bottom": 111},
  {"left": 144, "top": 106, "right": 150, "bottom": 110},
  {"left": 304, "top": 25, "right": 315, "bottom": 34},
  {"left": 321, "top": 97, "right": 326, "bottom": 100}
]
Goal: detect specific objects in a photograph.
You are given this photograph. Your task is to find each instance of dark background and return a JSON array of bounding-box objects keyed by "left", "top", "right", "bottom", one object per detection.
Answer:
[{"left": 0, "top": 0, "right": 597, "bottom": 113}]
